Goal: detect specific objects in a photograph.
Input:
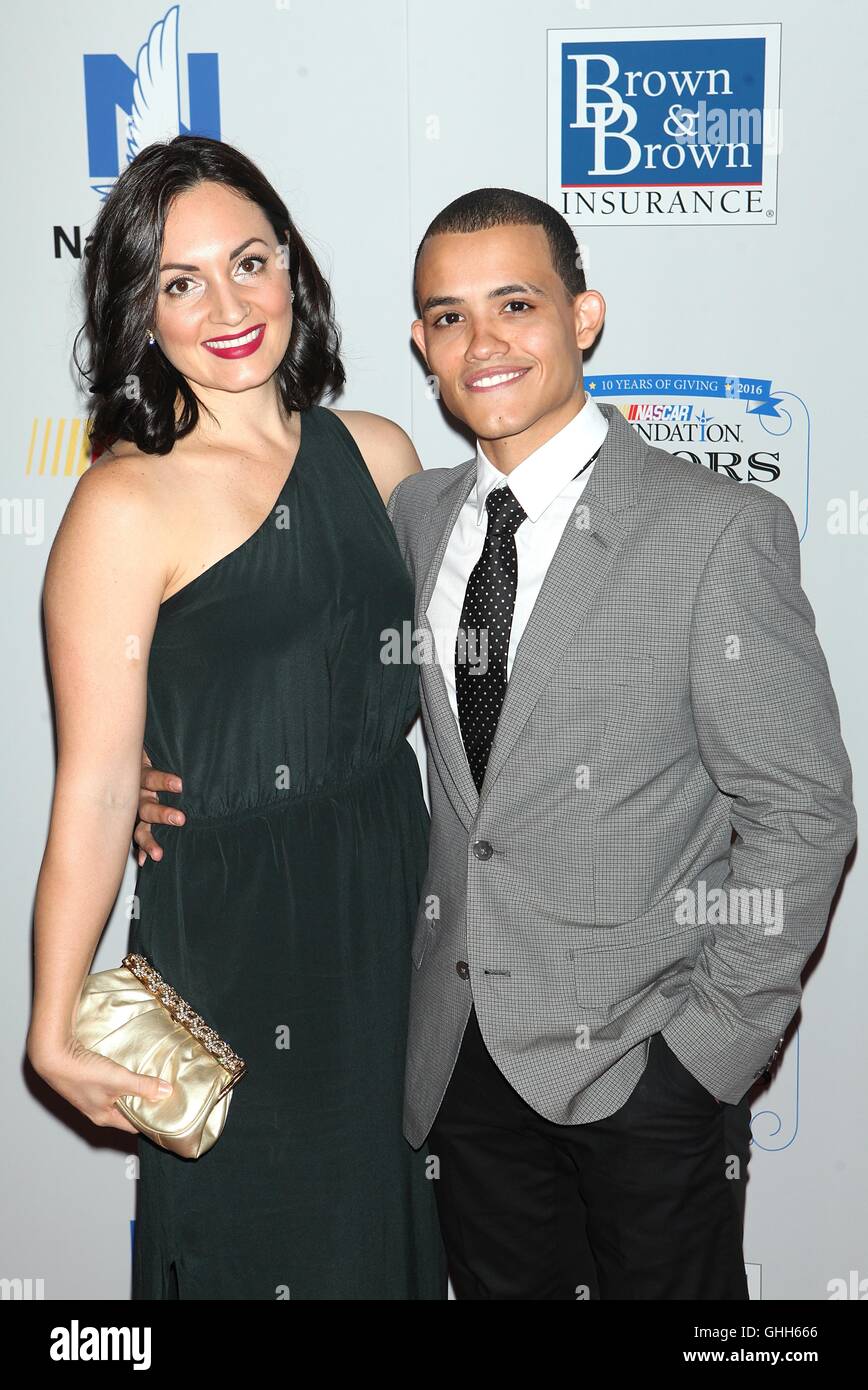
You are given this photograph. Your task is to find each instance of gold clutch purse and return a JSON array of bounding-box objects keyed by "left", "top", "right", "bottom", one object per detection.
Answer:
[{"left": 74, "top": 953, "right": 247, "bottom": 1159}]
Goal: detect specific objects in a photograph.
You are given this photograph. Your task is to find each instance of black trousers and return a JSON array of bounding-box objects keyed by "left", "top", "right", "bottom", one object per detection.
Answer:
[{"left": 429, "top": 1003, "right": 752, "bottom": 1300}]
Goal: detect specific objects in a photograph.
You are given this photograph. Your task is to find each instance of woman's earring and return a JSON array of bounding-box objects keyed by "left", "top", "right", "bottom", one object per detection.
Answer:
[
  {"left": 147, "top": 330, "right": 155, "bottom": 346},
  {"left": 289, "top": 291, "right": 295, "bottom": 303}
]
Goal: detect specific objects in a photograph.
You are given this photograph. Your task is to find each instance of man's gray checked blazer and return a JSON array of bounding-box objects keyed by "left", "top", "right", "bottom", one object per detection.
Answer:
[{"left": 387, "top": 401, "right": 856, "bottom": 1150}]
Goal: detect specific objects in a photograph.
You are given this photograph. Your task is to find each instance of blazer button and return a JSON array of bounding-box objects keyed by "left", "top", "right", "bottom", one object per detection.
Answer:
[
  {"left": 755, "top": 1033, "right": 787, "bottom": 1079},
  {"left": 456, "top": 960, "right": 470, "bottom": 979},
  {"left": 472, "top": 840, "right": 493, "bottom": 860},
  {"left": 753, "top": 1034, "right": 786, "bottom": 1081}
]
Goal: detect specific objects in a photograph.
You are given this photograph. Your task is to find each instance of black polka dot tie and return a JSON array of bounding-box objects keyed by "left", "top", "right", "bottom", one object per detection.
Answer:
[{"left": 455, "top": 484, "right": 528, "bottom": 792}]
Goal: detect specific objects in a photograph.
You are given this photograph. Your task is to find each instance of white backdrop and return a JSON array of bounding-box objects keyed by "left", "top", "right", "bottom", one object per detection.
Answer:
[{"left": 1, "top": 0, "right": 864, "bottom": 1301}]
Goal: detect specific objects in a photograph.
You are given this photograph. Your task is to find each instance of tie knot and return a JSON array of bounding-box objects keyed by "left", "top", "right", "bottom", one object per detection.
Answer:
[{"left": 485, "top": 485, "right": 527, "bottom": 537}]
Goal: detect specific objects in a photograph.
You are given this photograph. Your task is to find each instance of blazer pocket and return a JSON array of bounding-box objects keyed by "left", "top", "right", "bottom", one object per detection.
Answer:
[
  {"left": 542, "top": 654, "right": 656, "bottom": 761},
  {"left": 548, "top": 653, "right": 654, "bottom": 695},
  {"left": 570, "top": 919, "right": 699, "bottom": 1024}
]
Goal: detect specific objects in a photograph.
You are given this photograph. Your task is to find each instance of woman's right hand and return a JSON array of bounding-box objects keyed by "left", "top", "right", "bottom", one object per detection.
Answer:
[{"left": 30, "top": 1035, "right": 173, "bottom": 1136}]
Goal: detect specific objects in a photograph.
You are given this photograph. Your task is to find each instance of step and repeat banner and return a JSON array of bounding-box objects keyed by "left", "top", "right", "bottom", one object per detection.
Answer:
[{"left": 2, "top": 0, "right": 864, "bottom": 1301}]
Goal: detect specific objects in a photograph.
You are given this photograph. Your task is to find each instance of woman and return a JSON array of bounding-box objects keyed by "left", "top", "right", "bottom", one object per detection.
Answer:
[{"left": 26, "top": 135, "right": 446, "bottom": 1299}]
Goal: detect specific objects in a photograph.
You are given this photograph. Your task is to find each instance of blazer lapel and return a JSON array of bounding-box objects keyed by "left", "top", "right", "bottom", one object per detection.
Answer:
[
  {"left": 478, "top": 403, "right": 647, "bottom": 804},
  {"left": 415, "top": 456, "right": 480, "bottom": 827},
  {"left": 414, "top": 402, "right": 648, "bottom": 822}
]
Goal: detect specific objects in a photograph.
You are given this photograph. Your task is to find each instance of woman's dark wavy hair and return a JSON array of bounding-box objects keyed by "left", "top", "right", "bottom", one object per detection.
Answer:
[{"left": 75, "top": 135, "right": 345, "bottom": 456}]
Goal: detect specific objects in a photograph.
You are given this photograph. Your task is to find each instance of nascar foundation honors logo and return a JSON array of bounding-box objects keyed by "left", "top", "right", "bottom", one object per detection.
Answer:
[
  {"left": 586, "top": 373, "right": 809, "bottom": 538},
  {"left": 548, "top": 24, "right": 781, "bottom": 226}
]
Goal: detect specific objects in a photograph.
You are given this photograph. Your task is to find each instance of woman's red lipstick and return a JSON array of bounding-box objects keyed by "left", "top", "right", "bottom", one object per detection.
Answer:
[{"left": 202, "top": 323, "right": 266, "bottom": 359}]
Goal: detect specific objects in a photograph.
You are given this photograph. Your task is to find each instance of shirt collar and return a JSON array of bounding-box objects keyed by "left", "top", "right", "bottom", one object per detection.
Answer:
[{"left": 473, "top": 393, "right": 609, "bottom": 527}]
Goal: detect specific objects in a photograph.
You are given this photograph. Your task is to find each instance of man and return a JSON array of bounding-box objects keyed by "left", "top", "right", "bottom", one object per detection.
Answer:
[{"left": 135, "top": 188, "right": 856, "bottom": 1299}]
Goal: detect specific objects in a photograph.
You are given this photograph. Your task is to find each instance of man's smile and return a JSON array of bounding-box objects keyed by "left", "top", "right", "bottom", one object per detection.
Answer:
[{"left": 463, "top": 366, "right": 532, "bottom": 393}]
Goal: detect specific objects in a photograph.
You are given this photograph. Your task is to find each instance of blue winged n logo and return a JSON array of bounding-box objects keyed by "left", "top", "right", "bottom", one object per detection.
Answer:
[{"left": 83, "top": 4, "right": 220, "bottom": 199}]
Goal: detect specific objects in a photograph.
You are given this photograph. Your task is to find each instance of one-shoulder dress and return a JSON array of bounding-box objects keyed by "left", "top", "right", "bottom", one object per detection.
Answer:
[{"left": 128, "top": 404, "right": 446, "bottom": 1300}]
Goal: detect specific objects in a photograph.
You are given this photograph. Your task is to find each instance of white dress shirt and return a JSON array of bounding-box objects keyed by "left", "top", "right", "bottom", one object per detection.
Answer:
[{"left": 426, "top": 394, "right": 609, "bottom": 724}]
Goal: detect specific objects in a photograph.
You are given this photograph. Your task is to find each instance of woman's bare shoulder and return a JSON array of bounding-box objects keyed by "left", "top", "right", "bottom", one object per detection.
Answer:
[
  {"left": 74, "top": 435, "right": 197, "bottom": 512},
  {"left": 46, "top": 444, "right": 172, "bottom": 596},
  {"left": 66, "top": 448, "right": 159, "bottom": 515}
]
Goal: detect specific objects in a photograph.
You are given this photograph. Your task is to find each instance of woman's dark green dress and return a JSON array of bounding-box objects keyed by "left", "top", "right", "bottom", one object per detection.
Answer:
[{"left": 129, "top": 404, "right": 446, "bottom": 1300}]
